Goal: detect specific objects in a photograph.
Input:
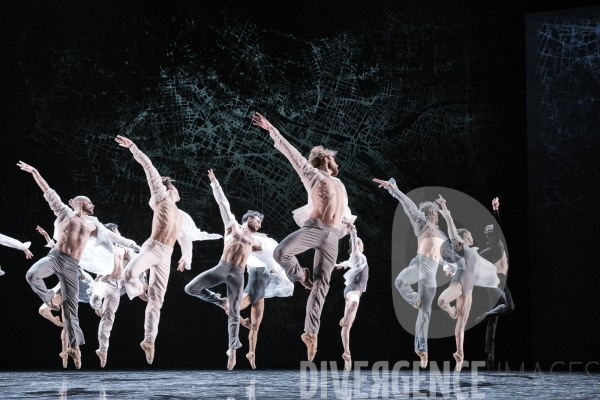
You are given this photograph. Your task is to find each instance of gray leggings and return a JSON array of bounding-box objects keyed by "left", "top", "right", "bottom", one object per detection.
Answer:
[
  {"left": 395, "top": 254, "right": 439, "bottom": 352},
  {"left": 26, "top": 248, "right": 85, "bottom": 347},
  {"left": 185, "top": 260, "right": 244, "bottom": 350}
]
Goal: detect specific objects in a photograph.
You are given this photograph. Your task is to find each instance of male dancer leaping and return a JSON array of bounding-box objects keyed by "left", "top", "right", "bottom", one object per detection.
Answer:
[
  {"left": 252, "top": 112, "right": 356, "bottom": 361},
  {"left": 90, "top": 223, "right": 148, "bottom": 368},
  {"left": 18, "top": 161, "right": 96, "bottom": 368},
  {"left": 117, "top": 135, "right": 221, "bottom": 365},
  {"left": 0, "top": 232, "right": 33, "bottom": 276},
  {"left": 184, "top": 170, "right": 263, "bottom": 370},
  {"left": 475, "top": 198, "right": 514, "bottom": 370},
  {"left": 234, "top": 215, "right": 293, "bottom": 369},
  {"left": 373, "top": 178, "right": 462, "bottom": 368}
]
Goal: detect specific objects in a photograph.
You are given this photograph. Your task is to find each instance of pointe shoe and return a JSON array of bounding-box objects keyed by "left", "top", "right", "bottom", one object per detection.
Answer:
[
  {"left": 415, "top": 350, "right": 428, "bottom": 369},
  {"left": 300, "top": 268, "right": 313, "bottom": 290},
  {"left": 246, "top": 352, "right": 256, "bottom": 369},
  {"left": 66, "top": 348, "right": 82, "bottom": 369},
  {"left": 140, "top": 341, "right": 155, "bottom": 365},
  {"left": 301, "top": 333, "right": 318, "bottom": 361},
  {"left": 413, "top": 298, "right": 420, "bottom": 310},
  {"left": 96, "top": 349, "right": 107, "bottom": 368},
  {"left": 240, "top": 318, "right": 251, "bottom": 330},
  {"left": 342, "top": 351, "right": 352, "bottom": 371},
  {"left": 59, "top": 351, "right": 68, "bottom": 368},
  {"left": 339, "top": 316, "right": 349, "bottom": 327},
  {"left": 226, "top": 349, "right": 236, "bottom": 370},
  {"left": 449, "top": 306, "right": 458, "bottom": 320},
  {"left": 454, "top": 352, "right": 464, "bottom": 372}
]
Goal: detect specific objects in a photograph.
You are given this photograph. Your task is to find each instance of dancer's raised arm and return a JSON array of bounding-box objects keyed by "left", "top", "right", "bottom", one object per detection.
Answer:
[
  {"left": 116, "top": 135, "right": 167, "bottom": 203},
  {"left": 208, "top": 169, "right": 237, "bottom": 232},
  {"left": 373, "top": 177, "right": 428, "bottom": 236},
  {"left": 435, "top": 195, "right": 462, "bottom": 247},
  {"left": 252, "top": 112, "right": 323, "bottom": 193},
  {"left": 17, "top": 161, "right": 50, "bottom": 193}
]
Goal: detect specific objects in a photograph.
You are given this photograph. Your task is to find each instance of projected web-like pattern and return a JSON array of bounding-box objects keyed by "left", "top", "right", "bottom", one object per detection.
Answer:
[{"left": 15, "top": 6, "right": 502, "bottom": 332}]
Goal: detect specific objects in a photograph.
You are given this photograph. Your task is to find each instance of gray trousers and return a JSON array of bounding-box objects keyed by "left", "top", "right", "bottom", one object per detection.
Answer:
[
  {"left": 90, "top": 276, "right": 122, "bottom": 353},
  {"left": 185, "top": 260, "right": 244, "bottom": 350},
  {"left": 26, "top": 248, "right": 85, "bottom": 347},
  {"left": 273, "top": 217, "right": 340, "bottom": 335},
  {"left": 395, "top": 254, "right": 439, "bottom": 352},
  {"left": 244, "top": 267, "right": 270, "bottom": 305}
]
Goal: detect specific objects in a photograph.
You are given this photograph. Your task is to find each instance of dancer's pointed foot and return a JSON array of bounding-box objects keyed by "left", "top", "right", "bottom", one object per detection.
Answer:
[
  {"left": 246, "top": 352, "right": 256, "bottom": 369},
  {"left": 221, "top": 298, "right": 230, "bottom": 315},
  {"left": 449, "top": 306, "right": 458, "bottom": 319},
  {"left": 66, "top": 347, "right": 81, "bottom": 369},
  {"left": 59, "top": 351, "right": 68, "bottom": 368},
  {"left": 342, "top": 351, "right": 352, "bottom": 371},
  {"left": 226, "top": 349, "right": 236, "bottom": 370},
  {"left": 300, "top": 268, "right": 313, "bottom": 290},
  {"left": 486, "top": 352, "right": 494, "bottom": 371},
  {"left": 240, "top": 317, "right": 251, "bottom": 330},
  {"left": 301, "top": 332, "right": 318, "bottom": 361},
  {"left": 96, "top": 349, "right": 107, "bottom": 368},
  {"left": 140, "top": 341, "right": 155, "bottom": 365},
  {"left": 46, "top": 297, "right": 60, "bottom": 312},
  {"left": 415, "top": 350, "right": 428, "bottom": 369},
  {"left": 339, "top": 316, "right": 349, "bottom": 327},
  {"left": 413, "top": 298, "right": 420, "bottom": 309},
  {"left": 453, "top": 352, "right": 464, "bottom": 372},
  {"left": 476, "top": 313, "right": 488, "bottom": 325}
]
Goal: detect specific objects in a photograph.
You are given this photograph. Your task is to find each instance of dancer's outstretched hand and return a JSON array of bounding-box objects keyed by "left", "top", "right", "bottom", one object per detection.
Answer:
[
  {"left": 492, "top": 197, "right": 500, "bottom": 210},
  {"left": 207, "top": 169, "right": 216, "bottom": 183},
  {"left": 115, "top": 135, "right": 134, "bottom": 148},
  {"left": 36, "top": 225, "right": 51, "bottom": 241},
  {"left": 177, "top": 258, "right": 187, "bottom": 272},
  {"left": 335, "top": 263, "right": 345, "bottom": 269},
  {"left": 436, "top": 194, "right": 446, "bottom": 206},
  {"left": 372, "top": 178, "right": 393, "bottom": 189},
  {"left": 252, "top": 112, "right": 274, "bottom": 131},
  {"left": 17, "top": 161, "right": 36, "bottom": 173},
  {"left": 344, "top": 221, "right": 356, "bottom": 232},
  {"left": 23, "top": 248, "right": 33, "bottom": 259}
]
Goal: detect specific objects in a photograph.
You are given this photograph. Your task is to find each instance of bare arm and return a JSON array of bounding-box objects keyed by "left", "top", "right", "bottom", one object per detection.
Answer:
[
  {"left": 207, "top": 169, "right": 237, "bottom": 231},
  {"left": 17, "top": 161, "right": 50, "bottom": 193},
  {"left": 176, "top": 230, "right": 193, "bottom": 272},
  {"left": 252, "top": 113, "right": 323, "bottom": 193},
  {"left": 115, "top": 136, "right": 167, "bottom": 202},
  {"left": 105, "top": 230, "right": 140, "bottom": 252},
  {"left": 436, "top": 195, "right": 462, "bottom": 247},
  {"left": 373, "top": 178, "right": 428, "bottom": 236}
]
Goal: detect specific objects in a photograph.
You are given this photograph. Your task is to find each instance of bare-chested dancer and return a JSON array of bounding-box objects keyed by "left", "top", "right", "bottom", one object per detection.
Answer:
[
  {"left": 234, "top": 219, "right": 293, "bottom": 369},
  {"left": 334, "top": 222, "right": 368, "bottom": 371},
  {"left": 373, "top": 178, "right": 462, "bottom": 368},
  {"left": 184, "top": 170, "right": 262, "bottom": 370},
  {"left": 0, "top": 231, "right": 33, "bottom": 276},
  {"left": 252, "top": 112, "right": 356, "bottom": 361},
  {"left": 117, "top": 135, "right": 217, "bottom": 365},
  {"left": 18, "top": 160, "right": 99, "bottom": 368},
  {"left": 90, "top": 223, "right": 148, "bottom": 368}
]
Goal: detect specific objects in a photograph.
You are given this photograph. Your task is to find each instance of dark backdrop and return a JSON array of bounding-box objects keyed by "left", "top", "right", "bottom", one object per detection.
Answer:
[{"left": 0, "top": 0, "right": 596, "bottom": 369}]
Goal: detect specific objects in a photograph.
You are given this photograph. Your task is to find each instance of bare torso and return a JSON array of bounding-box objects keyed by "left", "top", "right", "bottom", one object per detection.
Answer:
[
  {"left": 109, "top": 246, "right": 129, "bottom": 280},
  {"left": 220, "top": 225, "right": 261, "bottom": 268},
  {"left": 495, "top": 252, "right": 508, "bottom": 275},
  {"left": 55, "top": 217, "right": 97, "bottom": 260},
  {"left": 310, "top": 177, "right": 346, "bottom": 228},
  {"left": 417, "top": 222, "right": 446, "bottom": 262},
  {"left": 150, "top": 195, "right": 183, "bottom": 247}
]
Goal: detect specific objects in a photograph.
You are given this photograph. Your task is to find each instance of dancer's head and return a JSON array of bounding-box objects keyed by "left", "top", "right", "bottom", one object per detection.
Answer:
[
  {"left": 419, "top": 201, "right": 440, "bottom": 224},
  {"left": 104, "top": 222, "right": 120, "bottom": 235},
  {"left": 457, "top": 228, "right": 474, "bottom": 246},
  {"left": 242, "top": 210, "right": 264, "bottom": 233},
  {"left": 308, "top": 146, "right": 339, "bottom": 176},
  {"left": 71, "top": 196, "right": 95, "bottom": 215},
  {"left": 484, "top": 224, "right": 494, "bottom": 241},
  {"left": 348, "top": 236, "right": 364, "bottom": 254},
  {"left": 162, "top": 176, "right": 180, "bottom": 202}
]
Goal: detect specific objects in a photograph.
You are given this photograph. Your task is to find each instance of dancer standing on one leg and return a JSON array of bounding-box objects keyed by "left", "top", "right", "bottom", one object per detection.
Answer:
[
  {"left": 475, "top": 198, "right": 515, "bottom": 370},
  {"left": 184, "top": 169, "right": 263, "bottom": 370},
  {"left": 253, "top": 112, "right": 356, "bottom": 361},
  {"left": 234, "top": 222, "right": 293, "bottom": 369},
  {"left": 335, "top": 222, "right": 368, "bottom": 371},
  {"left": 373, "top": 178, "right": 460, "bottom": 368},
  {"left": 116, "top": 135, "right": 219, "bottom": 364},
  {"left": 18, "top": 161, "right": 98, "bottom": 368},
  {"left": 0, "top": 232, "right": 33, "bottom": 276}
]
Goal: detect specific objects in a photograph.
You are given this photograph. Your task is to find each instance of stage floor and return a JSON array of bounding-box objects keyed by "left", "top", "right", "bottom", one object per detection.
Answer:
[{"left": 0, "top": 369, "right": 598, "bottom": 399}]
